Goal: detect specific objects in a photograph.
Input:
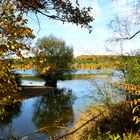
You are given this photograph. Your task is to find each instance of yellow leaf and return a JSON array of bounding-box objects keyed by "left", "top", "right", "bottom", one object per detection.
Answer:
[
  {"left": 11, "top": 45, "right": 15, "bottom": 49},
  {"left": 14, "top": 32, "right": 17, "bottom": 36}
]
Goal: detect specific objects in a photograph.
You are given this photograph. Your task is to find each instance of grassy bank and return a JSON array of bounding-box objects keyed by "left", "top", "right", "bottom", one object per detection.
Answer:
[{"left": 57, "top": 102, "right": 140, "bottom": 140}]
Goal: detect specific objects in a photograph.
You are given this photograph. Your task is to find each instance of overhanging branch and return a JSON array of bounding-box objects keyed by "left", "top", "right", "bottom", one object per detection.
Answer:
[{"left": 17, "top": 0, "right": 93, "bottom": 32}]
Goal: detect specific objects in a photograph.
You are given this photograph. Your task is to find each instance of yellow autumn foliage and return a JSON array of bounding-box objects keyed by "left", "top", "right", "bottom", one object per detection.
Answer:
[{"left": 0, "top": 0, "right": 35, "bottom": 96}]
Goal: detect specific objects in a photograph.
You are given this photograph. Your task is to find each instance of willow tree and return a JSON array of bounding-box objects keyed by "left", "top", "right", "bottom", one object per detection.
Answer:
[
  {"left": 34, "top": 36, "right": 74, "bottom": 87},
  {"left": 0, "top": 0, "right": 93, "bottom": 96}
]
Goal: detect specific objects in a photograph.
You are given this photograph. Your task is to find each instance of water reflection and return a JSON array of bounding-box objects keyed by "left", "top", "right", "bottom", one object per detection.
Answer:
[
  {"left": 0, "top": 70, "right": 123, "bottom": 138},
  {"left": 32, "top": 88, "right": 75, "bottom": 136},
  {"left": 0, "top": 102, "right": 22, "bottom": 138}
]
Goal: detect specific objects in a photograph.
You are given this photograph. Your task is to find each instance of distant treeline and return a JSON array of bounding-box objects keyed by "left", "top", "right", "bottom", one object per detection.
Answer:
[
  {"left": 72, "top": 55, "right": 121, "bottom": 70},
  {"left": 12, "top": 55, "right": 122, "bottom": 70}
]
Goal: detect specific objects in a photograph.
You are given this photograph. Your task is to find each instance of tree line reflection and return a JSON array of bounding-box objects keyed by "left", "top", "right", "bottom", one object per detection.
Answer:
[
  {"left": 0, "top": 88, "right": 75, "bottom": 138},
  {"left": 32, "top": 88, "right": 75, "bottom": 136}
]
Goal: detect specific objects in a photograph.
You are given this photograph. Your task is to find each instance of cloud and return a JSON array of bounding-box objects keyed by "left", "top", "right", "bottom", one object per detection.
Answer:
[
  {"left": 112, "top": 0, "right": 134, "bottom": 7},
  {"left": 111, "top": 0, "right": 137, "bottom": 15}
]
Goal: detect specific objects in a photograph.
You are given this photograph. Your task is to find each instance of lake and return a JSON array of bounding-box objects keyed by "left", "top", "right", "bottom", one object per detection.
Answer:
[{"left": 0, "top": 70, "right": 124, "bottom": 139}]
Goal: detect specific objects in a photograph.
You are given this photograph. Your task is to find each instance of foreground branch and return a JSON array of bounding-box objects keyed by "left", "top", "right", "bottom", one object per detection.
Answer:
[{"left": 52, "top": 113, "right": 101, "bottom": 140}]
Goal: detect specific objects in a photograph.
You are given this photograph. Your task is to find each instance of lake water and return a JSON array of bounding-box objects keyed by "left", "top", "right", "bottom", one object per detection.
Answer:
[{"left": 0, "top": 70, "right": 124, "bottom": 139}]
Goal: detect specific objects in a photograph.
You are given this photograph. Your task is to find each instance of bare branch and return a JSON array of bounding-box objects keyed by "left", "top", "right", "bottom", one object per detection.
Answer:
[
  {"left": 107, "top": 0, "right": 140, "bottom": 47},
  {"left": 126, "top": 30, "right": 140, "bottom": 40},
  {"left": 35, "top": 13, "right": 41, "bottom": 35}
]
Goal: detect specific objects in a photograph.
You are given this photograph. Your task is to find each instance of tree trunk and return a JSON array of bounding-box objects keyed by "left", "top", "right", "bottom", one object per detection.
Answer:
[{"left": 44, "top": 75, "right": 57, "bottom": 87}]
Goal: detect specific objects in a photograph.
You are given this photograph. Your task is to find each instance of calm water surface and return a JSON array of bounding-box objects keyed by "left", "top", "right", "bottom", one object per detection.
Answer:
[{"left": 0, "top": 70, "right": 123, "bottom": 139}]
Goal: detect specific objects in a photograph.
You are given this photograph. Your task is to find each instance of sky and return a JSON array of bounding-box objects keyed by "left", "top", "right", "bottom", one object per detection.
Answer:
[{"left": 26, "top": 0, "right": 140, "bottom": 56}]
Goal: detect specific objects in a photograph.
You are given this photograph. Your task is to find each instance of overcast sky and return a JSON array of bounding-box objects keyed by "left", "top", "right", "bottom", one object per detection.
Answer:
[{"left": 27, "top": 0, "right": 140, "bottom": 56}]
